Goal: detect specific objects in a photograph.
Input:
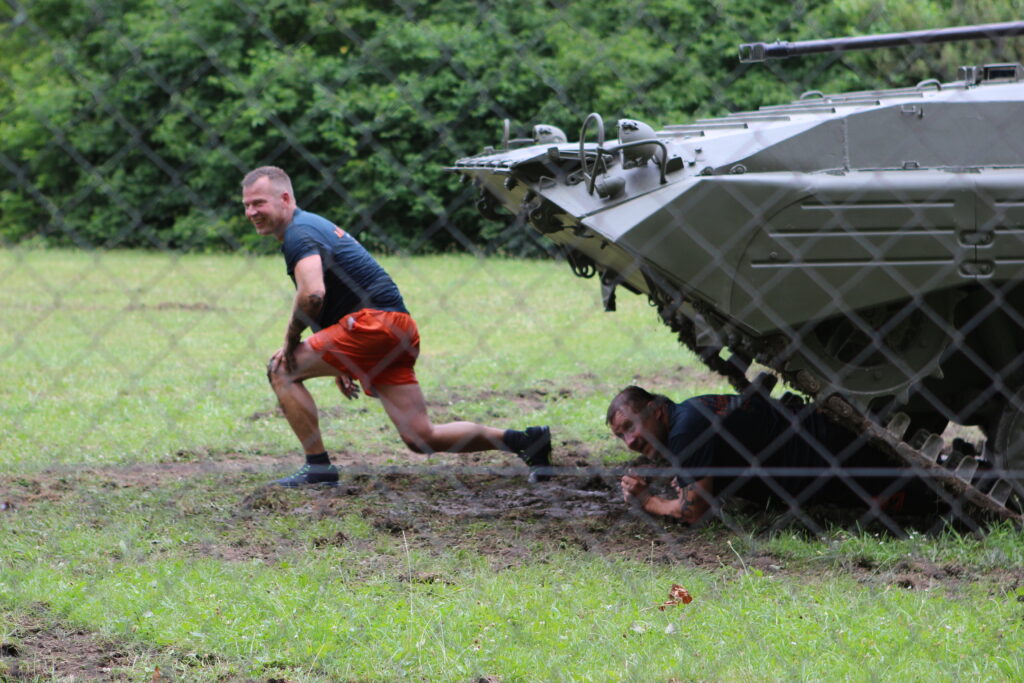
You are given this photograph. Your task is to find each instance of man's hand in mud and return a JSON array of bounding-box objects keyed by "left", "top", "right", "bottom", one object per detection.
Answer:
[{"left": 621, "top": 474, "right": 652, "bottom": 506}]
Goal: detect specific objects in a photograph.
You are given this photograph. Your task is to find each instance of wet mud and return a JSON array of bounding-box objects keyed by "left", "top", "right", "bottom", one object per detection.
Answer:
[{"left": 0, "top": 611, "right": 141, "bottom": 681}]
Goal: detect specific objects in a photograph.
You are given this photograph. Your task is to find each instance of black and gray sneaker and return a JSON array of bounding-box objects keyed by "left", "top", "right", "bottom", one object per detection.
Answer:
[
  {"left": 270, "top": 463, "right": 339, "bottom": 488},
  {"left": 519, "top": 425, "right": 552, "bottom": 484}
]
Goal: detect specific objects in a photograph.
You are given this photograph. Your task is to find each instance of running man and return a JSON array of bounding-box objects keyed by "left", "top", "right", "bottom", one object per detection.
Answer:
[{"left": 243, "top": 166, "right": 551, "bottom": 486}]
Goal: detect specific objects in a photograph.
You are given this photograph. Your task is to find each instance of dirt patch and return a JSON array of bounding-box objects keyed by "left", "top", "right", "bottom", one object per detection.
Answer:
[
  {"left": 0, "top": 611, "right": 138, "bottom": 681},
  {"left": 426, "top": 384, "right": 575, "bottom": 415},
  {"left": 0, "top": 609, "right": 251, "bottom": 682},
  {"left": 198, "top": 466, "right": 865, "bottom": 573},
  {"left": 58, "top": 458, "right": 716, "bottom": 569},
  {"left": 0, "top": 452, "right": 298, "bottom": 509},
  {"left": 347, "top": 470, "right": 697, "bottom": 569},
  {"left": 626, "top": 364, "right": 724, "bottom": 392},
  {"left": 0, "top": 429, "right": 603, "bottom": 512},
  {"left": 3, "top": 444, "right": 1019, "bottom": 588}
]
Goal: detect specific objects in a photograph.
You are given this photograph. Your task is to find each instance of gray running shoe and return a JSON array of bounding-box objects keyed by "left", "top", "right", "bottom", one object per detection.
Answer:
[{"left": 271, "top": 463, "right": 339, "bottom": 487}]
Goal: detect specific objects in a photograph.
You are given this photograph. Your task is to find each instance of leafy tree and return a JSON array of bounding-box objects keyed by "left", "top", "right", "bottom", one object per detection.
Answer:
[{"left": 2, "top": 0, "right": 1022, "bottom": 253}]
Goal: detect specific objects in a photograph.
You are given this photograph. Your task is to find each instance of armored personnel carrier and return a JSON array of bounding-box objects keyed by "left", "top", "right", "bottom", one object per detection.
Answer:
[{"left": 452, "top": 22, "right": 1024, "bottom": 523}]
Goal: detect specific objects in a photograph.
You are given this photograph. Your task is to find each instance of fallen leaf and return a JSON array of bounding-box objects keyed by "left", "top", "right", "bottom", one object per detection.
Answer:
[
  {"left": 670, "top": 584, "right": 693, "bottom": 604},
  {"left": 657, "top": 584, "right": 693, "bottom": 610}
]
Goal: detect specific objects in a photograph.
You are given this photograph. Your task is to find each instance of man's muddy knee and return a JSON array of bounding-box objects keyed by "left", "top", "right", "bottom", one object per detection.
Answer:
[{"left": 266, "top": 355, "right": 291, "bottom": 390}]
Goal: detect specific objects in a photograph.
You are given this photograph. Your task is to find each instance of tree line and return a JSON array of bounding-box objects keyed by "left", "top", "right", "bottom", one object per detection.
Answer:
[{"left": 2, "top": 0, "right": 1021, "bottom": 255}]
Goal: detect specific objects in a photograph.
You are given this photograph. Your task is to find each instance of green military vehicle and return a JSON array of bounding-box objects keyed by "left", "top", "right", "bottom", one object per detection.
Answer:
[{"left": 452, "top": 22, "right": 1024, "bottom": 522}]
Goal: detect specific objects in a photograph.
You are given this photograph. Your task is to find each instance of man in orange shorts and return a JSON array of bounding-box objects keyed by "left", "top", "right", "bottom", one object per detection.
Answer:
[{"left": 242, "top": 166, "right": 552, "bottom": 486}]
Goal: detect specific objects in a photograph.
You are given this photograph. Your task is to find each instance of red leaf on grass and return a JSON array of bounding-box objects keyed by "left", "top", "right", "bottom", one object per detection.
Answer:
[
  {"left": 657, "top": 584, "right": 693, "bottom": 610},
  {"left": 670, "top": 584, "right": 693, "bottom": 604}
]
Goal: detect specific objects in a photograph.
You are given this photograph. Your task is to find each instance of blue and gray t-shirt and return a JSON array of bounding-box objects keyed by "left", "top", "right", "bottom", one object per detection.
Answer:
[{"left": 281, "top": 209, "right": 407, "bottom": 329}]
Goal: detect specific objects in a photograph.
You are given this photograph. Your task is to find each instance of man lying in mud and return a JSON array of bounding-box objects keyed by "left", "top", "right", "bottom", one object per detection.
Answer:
[{"left": 607, "top": 385, "right": 940, "bottom": 523}]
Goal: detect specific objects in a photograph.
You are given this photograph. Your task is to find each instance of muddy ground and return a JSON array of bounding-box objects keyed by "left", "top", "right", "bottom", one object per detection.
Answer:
[{"left": 4, "top": 443, "right": 1023, "bottom": 681}]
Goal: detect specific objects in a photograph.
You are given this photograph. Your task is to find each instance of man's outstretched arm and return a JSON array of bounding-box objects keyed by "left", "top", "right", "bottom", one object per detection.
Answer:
[{"left": 621, "top": 474, "right": 713, "bottom": 523}]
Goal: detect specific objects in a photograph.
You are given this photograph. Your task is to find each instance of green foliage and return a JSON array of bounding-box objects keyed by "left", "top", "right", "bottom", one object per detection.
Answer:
[{"left": 2, "top": 0, "right": 1023, "bottom": 253}]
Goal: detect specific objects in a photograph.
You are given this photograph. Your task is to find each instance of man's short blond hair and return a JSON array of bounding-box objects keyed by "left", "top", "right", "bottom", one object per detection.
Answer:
[{"left": 242, "top": 166, "right": 293, "bottom": 194}]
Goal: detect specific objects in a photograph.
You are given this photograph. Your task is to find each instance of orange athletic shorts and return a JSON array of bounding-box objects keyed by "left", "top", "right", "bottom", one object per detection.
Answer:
[{"left": 307, "top": 309, "right": 420, "bottom": 393}]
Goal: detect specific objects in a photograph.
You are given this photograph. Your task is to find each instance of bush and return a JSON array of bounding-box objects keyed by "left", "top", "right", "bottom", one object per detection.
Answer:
[{"left": 2, "top": 0, "right": 1021, "bottom": 254}]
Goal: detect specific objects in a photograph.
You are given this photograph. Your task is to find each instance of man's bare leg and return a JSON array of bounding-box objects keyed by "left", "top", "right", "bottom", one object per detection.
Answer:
[
  {"left": 374, "top": 383, "right": 508, "bottom": 453},
  {"left": 376, "top": 383, "right": 552, "bottom": 481},
  {"left": 268, "top": 353, "right": 552, "bottom": 483},
  {"left": 266, "top": 341, "right": 348, "bottom": 485}
]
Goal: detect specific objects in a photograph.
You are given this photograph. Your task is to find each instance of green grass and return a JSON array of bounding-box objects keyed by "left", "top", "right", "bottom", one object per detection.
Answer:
[
  {"left": 0, "top": 248, "right": 721, "bottom": 468},
  {"left": 4, "top": 475, "right": 1023, "bottom": 681},
  {"left": 2, "top": 248, "right": 1023, "bottom": 681}
]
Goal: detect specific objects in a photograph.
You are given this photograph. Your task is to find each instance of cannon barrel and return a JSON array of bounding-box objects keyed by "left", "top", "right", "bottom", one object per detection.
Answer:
[{"left": 739, "top": 21, "right": 1024, "bottom": 62}]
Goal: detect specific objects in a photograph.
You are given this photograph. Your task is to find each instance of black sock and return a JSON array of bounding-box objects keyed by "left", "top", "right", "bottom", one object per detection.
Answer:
[
  {"left": 502, "top": 429, "right": 528, "bottom": 453},
  {"left": 305, "top": 452, "right": 331, "bottom": 466}
]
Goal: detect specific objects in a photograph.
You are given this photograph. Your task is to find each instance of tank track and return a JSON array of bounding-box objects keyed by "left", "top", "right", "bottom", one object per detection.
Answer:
[{"left": 661, "top": 308, "right": 1023, "bottom": 525}]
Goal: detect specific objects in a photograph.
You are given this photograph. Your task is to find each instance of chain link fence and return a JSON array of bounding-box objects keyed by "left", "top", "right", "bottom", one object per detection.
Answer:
[{"left": 6, "top": 0, "right": 1024, "bottom": 549}]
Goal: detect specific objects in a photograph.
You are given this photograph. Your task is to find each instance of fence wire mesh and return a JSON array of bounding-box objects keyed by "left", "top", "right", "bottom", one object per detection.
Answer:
[{"left": 4, "top": 1, "right": 1024, "bottom": 676}]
